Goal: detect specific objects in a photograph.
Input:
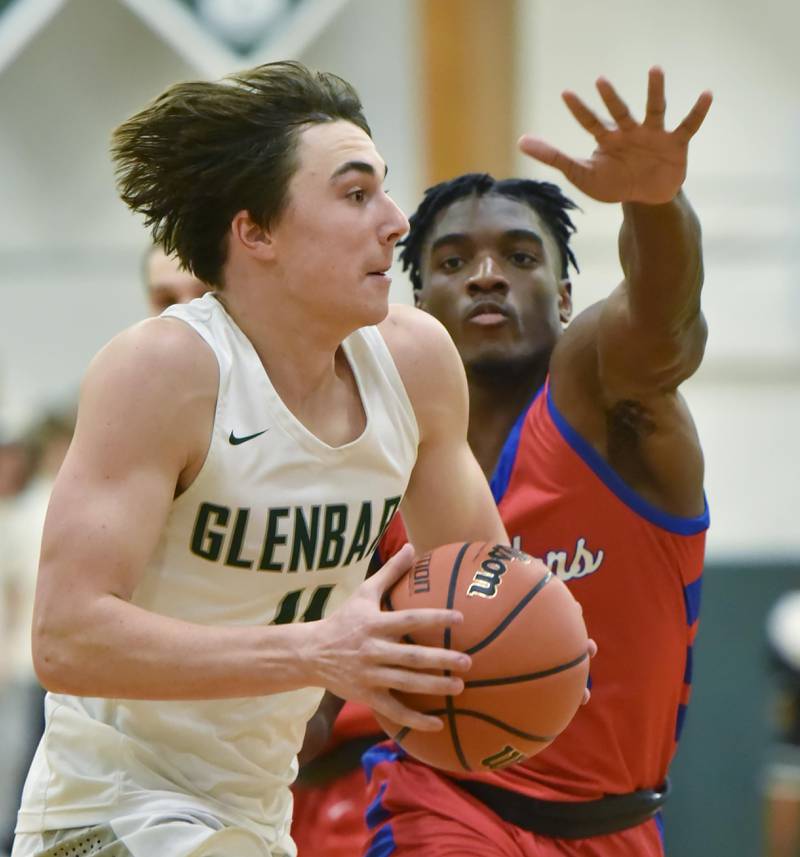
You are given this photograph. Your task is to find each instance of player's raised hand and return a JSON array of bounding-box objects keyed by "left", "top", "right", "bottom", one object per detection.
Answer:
[
  {"left": 308, "top": 543, "right": 472, "bottom": 732},
  {"left": 519, "top": 67, "right": 712, "bottom": 205}
]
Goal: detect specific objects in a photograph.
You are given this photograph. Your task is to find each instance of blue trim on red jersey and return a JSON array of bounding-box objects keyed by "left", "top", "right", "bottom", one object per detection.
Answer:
[
  {"left": 366, "top": 782, "right": 392, "bottom": 830},
  {"left": 363, "top": 742, "right": 404, "bottom": 784},
  {"left": 675, "top": 703, "right": 689, "bottom": 741},
  {"left": 362, "top": 744, "right": 401, "bottom": 855},
  {"left": 655, "top": 811, "right": 665, "bottom": 843},
  {"left": 683, "top": 645, "right": 694, "bottom": 685},
  {"left": 490, "top": 387, "right": 544, "bottom": 503},
  {"left": 546, "top": 388, "right": 710, "bottom": 535},
  {"left": 683, "top": 577, "right": 703, "bottom": 625},
  {"left": 365, "top": 823, "right": 397, "bottom": 857}
]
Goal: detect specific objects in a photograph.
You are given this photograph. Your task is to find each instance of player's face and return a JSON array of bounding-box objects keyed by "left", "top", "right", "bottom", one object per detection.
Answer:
[
  {"left": 417, "top": 194, "right": 572, "bottom": 372},
  {"left": 269, "top": 120, "right": 409, "bottom": 328},
  {"left": 146, "top": 249, "right": 209, "bottom": 316}
]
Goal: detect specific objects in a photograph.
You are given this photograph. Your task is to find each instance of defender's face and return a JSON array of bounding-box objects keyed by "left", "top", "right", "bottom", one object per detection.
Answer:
[
  {"left": 270, "top": 120, "right": 409, "bottom": 328},
  {"left": 146, "top": 249, "right": 209, "bottom": 315},
  {"left": 416, "top": 194, "right": 572, "bottom": 372}
]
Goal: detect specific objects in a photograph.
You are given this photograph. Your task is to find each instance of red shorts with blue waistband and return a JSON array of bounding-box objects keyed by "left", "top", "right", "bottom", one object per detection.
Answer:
[{"left": 362, "top": 744, "right": 664, "bottom": 857}]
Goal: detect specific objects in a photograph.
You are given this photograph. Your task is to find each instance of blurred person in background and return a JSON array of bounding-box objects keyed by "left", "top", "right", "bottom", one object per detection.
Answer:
[
  {"left": 765, "top": 592, "right": 800, "bottom": 857},
  {"left": 0, "top": 439, "right": 33, "bottom": 504},
  {"left": 142, "top": 244, "right": 208, "bottom": 316},
  {"left": 361, "top": 68, "right": 712, "bottom": 857},
  {"left": 0, "top": 434, "right": 35, "bottom": 856},
  {"left": 1, "top": 408, "right": 75, "bottom": 856}
]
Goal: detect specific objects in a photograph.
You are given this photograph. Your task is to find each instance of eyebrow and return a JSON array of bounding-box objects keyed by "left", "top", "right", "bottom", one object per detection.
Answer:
[
  {"left": 430, "top": 228, "right": 544, "bottom": 253},
  {"left": 329, "top": 160, "right": 389, "bottom": 182}
]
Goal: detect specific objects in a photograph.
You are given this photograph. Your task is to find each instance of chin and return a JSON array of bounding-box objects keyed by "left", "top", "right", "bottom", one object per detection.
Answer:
[
  {"left": 358, "top": 289, "right": 391, "bottom": 326},
  {"left": 338, "top": 295, "right": 389, "bottom": 332},
  {"left": 466, "top": 345, "right": 546, "bottom": 379}
]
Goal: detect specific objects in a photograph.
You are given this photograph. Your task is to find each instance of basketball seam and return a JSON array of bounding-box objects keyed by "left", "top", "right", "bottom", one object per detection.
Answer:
[
  {"left": 418, "top": 708, "right": 555, "bottom": 743},
  {"left": 445, "top": 542, "right": 473, "bottom": 771},
  {"left": 464, "top": 571, "right": 553, "bottom": 656},
  {"left": 464, "top": 651, "right": 589, "bottom": 687}
]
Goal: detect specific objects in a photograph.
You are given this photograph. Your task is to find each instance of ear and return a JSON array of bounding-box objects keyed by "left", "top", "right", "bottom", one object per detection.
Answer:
[
  {"left": 558, "top": 279, "right": 573, "bottom": 324},
  {"left": 230, "top": 210, "right": 277, "bottom": 262}
]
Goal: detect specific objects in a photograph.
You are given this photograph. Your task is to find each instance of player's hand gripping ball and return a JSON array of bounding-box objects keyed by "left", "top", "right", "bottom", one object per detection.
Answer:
[{"left": 377, "top": 542, "right": 590, "bottom": 773}]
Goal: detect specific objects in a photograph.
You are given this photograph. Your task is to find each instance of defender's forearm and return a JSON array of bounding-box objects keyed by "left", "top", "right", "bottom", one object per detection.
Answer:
[{"left": 619, "top": 191, "right": 704, "bottom": 333}]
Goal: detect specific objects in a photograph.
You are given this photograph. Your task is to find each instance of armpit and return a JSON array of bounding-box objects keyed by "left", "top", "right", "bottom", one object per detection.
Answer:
[{"left": 606, "top": 398, "right": 657, "bottom": 461}]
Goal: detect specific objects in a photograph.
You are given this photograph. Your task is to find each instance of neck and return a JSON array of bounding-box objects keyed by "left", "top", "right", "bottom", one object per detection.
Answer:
[
  {"left": 465, "top": 354, "right": 550, "bottom": 478},
  {"left": 214, "top": 267, "right": 353, "bottom": 408}
]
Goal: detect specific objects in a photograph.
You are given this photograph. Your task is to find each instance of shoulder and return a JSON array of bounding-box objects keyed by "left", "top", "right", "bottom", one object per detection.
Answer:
[
  {"left": 86, "top": 316, "right": 218, "bottom": 403},
  {"left": 77, "top": 318, "right": 219, "bottom": 468},
  {"left": 378, "top": 303, "right": 464, "bottom": 387},
  {"left": 377, "top": 304, "right": 467, "bottom": 439}
]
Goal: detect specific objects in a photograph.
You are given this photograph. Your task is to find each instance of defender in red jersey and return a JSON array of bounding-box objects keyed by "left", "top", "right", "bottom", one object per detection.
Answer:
[{"left": 363, "top": 68, "right": 712, "bottom": 855}]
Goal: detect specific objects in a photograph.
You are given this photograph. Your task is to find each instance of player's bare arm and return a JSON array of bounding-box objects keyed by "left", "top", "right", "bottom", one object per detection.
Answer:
[
  {"left": 379, "top": 303, "right": 509, "bottom": 553},
  {"left": 521, "top": 67, "right": 712, "bottom": 515},
  {"left": 32, "top": 318, "right": 468, "bottom": 731}
]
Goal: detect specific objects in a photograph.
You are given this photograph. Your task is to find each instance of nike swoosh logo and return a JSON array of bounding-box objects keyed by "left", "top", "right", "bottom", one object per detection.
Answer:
[{"left": 228, "top": 429, "right": 269, "bottom": 445}]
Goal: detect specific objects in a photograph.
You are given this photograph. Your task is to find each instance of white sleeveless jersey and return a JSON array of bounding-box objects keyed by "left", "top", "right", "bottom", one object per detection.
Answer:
[{"left": 15, "top": 294, "right": 419, "bottom": 852}]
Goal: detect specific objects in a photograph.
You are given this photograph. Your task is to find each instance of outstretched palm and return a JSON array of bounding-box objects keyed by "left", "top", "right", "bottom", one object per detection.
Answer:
[{"left": 519, "top": 67, "right": 712, "bottom": 205}]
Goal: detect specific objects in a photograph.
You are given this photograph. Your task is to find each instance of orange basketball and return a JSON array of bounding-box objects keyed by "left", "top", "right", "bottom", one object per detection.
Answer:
[{"left": 376, "top": 541, "right": 590, "bottom": 774}]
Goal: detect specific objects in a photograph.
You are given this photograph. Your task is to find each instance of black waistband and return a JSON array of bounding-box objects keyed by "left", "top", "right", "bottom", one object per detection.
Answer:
[
  {"left": 295, "top": 734, "right": 382, "bottom": 789},
  {"left": 453, "top": 777, "right": 671, "bottom": 839}
]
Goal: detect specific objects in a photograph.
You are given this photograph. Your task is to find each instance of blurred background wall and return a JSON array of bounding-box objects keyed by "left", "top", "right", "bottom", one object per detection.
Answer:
[{"left": 0, "top": 1, "right": 797, "bottom": 854}]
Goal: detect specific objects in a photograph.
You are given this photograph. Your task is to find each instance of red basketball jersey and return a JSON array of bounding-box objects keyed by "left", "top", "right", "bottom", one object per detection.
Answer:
[{"left": 379, "top": 380, "right": 708, "bottom": 800}]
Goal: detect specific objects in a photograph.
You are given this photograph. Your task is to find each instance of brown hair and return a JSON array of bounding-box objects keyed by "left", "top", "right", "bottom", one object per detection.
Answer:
[{"left": 112, "top": 61, "right": 371, "bottom": 287}]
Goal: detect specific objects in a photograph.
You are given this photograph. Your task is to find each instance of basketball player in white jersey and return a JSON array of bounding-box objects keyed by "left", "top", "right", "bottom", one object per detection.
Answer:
[{"left": 11, "top": 62, "right": 509, "bottom": 857}]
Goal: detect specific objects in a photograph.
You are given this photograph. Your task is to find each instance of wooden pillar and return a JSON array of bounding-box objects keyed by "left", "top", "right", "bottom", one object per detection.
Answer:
[{"left": 419, "top": 0, "right": 518, "bottom": 186}]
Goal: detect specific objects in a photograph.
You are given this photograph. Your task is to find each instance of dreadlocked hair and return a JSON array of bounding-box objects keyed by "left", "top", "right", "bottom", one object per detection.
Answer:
[
  {"left": 399, "top": 173, "right": 580, "bottom": 293},
  {"left": 111, "top": 61, "right": 370, "bottom": 287}
]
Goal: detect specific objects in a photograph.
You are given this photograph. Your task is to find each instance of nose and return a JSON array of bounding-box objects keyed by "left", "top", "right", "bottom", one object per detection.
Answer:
[
  {"left": 466, "top": 255, "right": 509, "bottom": 296},
  {"left": 380, "top": 196, "right": 410, "bottom": 246}
]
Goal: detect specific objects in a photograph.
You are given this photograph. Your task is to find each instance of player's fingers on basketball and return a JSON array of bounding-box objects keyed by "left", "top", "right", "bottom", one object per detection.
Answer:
[
  {"left": 374, "top": 666, "right": 465, "bottom": 698},
  {"left": 372, "top": 640, "right": 471, "bottom": 674},
  {"left": 562, "top": 90, "right": 610, "bottom": 139},
  {"left": 643, "top": 66, "right": 666, "bottom": 129},
  {"left": 380, "top": 607, "right": 464, "bottom": 637},
  {"left": 369, "top": 691, "right": 444, "bottom": 732},
  {"left": 587, "top": 638, "right": 598, "bottom": 658},
  {"left": 595, "top": 77, "right": 638, "bottom": 130},
  {"left": 582, "top": 687, "right": 592, "bottom": 705},
  {"left": 364, "top": 543, "right": 415, "bottom": 596},
  {"left": 671, "top": 90, "right": 713, "bottom": 142}
]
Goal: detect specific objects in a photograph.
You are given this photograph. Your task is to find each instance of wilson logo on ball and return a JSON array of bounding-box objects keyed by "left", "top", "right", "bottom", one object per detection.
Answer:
[
  {"left": 410, "top": 554, "right": 432, "bottom": 595},
  {"left": 467, "top": 544, "right": 527, "bottom": 599},
  {"left": 481, "top": 744, "right": 526, "bottom": 770}
]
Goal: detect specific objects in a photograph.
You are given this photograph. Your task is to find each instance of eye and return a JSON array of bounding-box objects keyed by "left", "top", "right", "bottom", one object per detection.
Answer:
[
  {"left": 509, "top": 251, "right": 537, "bottom": 267},
  {"left": 440, "top": 256, "right": 464, "bottom": 273},
  {"left": 347, "top": 188, "right": 366, "bottom": 204}
]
